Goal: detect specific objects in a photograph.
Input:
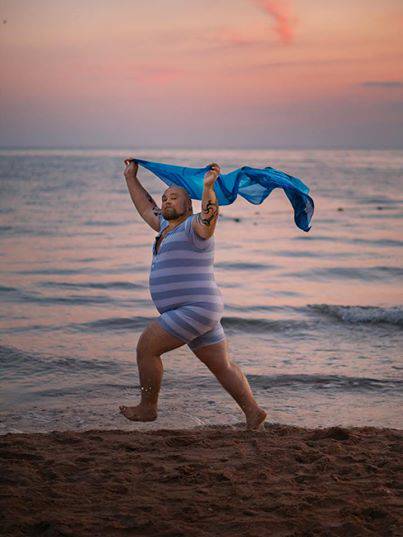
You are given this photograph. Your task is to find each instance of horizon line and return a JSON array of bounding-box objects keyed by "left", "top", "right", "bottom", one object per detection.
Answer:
[{"left": 0, "top": 145, "right": 402, "bottom": 151}]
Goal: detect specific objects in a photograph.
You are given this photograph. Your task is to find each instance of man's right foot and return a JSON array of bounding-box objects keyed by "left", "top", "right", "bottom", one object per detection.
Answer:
[{"left": 119, "top": 404, "right": 157, "bottom": 422}]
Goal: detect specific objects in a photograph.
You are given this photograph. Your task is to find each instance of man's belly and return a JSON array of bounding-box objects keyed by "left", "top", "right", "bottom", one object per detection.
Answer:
[{"left": 149, "top": 267, "right": 224, "bottom": 314}]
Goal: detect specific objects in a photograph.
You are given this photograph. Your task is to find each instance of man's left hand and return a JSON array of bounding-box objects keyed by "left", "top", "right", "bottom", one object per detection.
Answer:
[{"left": 204, "top": 162, "right": 221, "bottom": 188}]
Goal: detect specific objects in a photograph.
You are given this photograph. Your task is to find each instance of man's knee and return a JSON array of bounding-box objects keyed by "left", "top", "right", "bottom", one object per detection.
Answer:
[
  {"left": 136, "top": 320, "right": 173, "bottom": 358},
  {"left": 136, "top": 319, "right": 187, "bottom": 358},
  {"left": 200, "top": 353, "right": 232, "bottom": 375}
]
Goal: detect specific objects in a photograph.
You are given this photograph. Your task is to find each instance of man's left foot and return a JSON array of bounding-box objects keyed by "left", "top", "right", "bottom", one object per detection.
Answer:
[
  {"left": 245, "top": 406, "right": 267, "bottom": 431},
  {"left": 119, "top": 404, "right": 157, "bottom": 422}
]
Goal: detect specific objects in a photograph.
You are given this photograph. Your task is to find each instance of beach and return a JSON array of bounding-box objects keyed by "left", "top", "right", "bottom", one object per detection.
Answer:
[{"left": 1, "top": 422, "right": 401, "bottom": 536}]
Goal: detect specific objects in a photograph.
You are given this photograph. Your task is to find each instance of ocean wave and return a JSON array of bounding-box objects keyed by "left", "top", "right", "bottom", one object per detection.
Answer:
[
  {"left": 39, "top": 280, "right": 146, "bottom": 290},
  {"left": 0, "top": 345, "right": 123, "bottom": 380},
  {"left": 226, "top": 304, "right": 286, "bottom": 313},
  {"left": 287, "top": 266, "right": 403, "bottom": 281},
  {"left": 349, "top": 238, "right": 403, "bottom": 248},
  {"left": 57, "top": 314, "right": 309, "bottom": 334},
  {"left": 308, "top": 304, "right": 403, "bottom": 326},
  {"left": 69, "top": 316, "right": 152, "bottom": 332},
  {"left": 0, "top": 280, "right": 147, "bottom": 307},
  {"left": 222, "top": 316, "right": 310, "bottom": 333},
  {"left": 0, "top": 287, "right": 115, "bottom": 306},
  {"left": 247, "top": 373, "right": 402, "bottom": 393},
  {"left": 0, "top": 284, "right": 18, "bottom": 292},
  {"left": 14, "top": 265, "right": 147, "bottom": 275},
  {"left": 293, "top": 235, "right": 331, "bottom": 241},
  {"left": 214, "top": 261, "right": 275, "bottom": 271},
  {"left": 0, "top": 226, "right": 61, "bottom": 237},
  {"left": 56, "top": 306, "right": 403, "bottom": 334},
  {"left": 83, "top": 220, "right": 124, "bottom": 226}
]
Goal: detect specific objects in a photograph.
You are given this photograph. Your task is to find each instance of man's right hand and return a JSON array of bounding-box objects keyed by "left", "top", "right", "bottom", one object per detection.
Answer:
[{"left": 124, "top": 159, "right": 138, "bottom": 179}]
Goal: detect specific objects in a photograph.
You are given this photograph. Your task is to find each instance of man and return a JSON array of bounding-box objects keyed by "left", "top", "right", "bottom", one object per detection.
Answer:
[{"left": 119, "top": 159, "right": 267, "bottom": 431}]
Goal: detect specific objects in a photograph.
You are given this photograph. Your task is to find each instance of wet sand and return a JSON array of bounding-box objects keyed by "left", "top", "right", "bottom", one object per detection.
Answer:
[{"left": 0, "top": 422, "right": 401, "bottom": 536}]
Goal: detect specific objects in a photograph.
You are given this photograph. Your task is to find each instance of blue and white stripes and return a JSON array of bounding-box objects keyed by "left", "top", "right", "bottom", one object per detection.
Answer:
[{"left": 149, "top": 213, "right": 225, "bottom": 349}]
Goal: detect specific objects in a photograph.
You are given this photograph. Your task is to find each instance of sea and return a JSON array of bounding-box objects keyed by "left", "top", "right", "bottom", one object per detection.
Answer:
[{"left": 0, "top": 148, "right": 402, "bottom": 434}]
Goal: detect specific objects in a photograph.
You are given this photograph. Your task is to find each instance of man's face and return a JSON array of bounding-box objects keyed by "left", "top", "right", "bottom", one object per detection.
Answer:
[{"left": 161, "top": 188, "right": 191, "bottom": 220}]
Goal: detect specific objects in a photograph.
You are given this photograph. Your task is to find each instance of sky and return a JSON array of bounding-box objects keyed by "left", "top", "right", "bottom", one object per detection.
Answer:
[{"left": 0, "top": 0, "right": 402, "bottom": 148}]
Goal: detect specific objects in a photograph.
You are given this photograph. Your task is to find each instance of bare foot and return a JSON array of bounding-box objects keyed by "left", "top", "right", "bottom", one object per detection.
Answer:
[
  {"left": 119, "top": 404, "right": 157, "bottom": 422},
  {"left": 245, "top": 406, "right": 267, "bottom": 431}
]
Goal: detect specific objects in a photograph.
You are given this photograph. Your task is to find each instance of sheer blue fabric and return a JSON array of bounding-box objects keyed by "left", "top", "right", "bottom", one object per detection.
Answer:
[{"left": 132, "top": 158, "right": 314, "bottom": 232}]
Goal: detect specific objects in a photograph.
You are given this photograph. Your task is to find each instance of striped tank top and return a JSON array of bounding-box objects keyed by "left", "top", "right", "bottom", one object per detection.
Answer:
[{"left": 149, "top": 213, "right": 224, "bottom": 316}]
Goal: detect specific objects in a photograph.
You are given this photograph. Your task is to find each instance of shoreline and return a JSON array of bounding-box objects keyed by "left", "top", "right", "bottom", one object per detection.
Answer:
[{"left": 1, "top": 422, "right": 401, "bottom": 536}]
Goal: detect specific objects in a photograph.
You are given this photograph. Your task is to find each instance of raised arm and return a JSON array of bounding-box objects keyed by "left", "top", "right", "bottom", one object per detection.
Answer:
[
  {"left": 193, "top": 162, "right": 221, "bottom": 239},
  {"left": 123, "top": 159, "right": 161, "bottom": 232}
]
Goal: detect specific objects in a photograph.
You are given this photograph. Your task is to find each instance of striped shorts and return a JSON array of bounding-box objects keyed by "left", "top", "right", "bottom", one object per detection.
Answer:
[{"left": 156, "top": 305, "right": 226, "bottom": 351}]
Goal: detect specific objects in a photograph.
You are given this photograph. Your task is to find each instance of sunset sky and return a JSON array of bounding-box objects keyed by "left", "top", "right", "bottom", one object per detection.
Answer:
[{"left": 1, "top": 0, "right": 402, "bottom": 148}]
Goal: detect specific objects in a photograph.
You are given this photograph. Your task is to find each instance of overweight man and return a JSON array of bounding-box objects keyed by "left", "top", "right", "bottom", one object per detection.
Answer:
[{"left": 119, "top": 159, "right": 267, "bottom": 431}]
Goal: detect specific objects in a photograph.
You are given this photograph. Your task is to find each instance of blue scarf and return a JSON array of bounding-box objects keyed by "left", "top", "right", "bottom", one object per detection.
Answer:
[{"left": 133, "top": 158, "right": 314, "bottom": 232}]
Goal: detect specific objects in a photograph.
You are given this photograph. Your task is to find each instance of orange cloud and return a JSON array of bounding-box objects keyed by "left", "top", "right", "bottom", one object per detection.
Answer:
[{"left": 251, "top": 0, "right": 298, "bottom": 44}]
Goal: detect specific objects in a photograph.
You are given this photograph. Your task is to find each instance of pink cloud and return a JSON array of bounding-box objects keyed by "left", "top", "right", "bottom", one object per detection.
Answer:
[{"left": 251, "top": 0, "right": 298, "bottom": 44}]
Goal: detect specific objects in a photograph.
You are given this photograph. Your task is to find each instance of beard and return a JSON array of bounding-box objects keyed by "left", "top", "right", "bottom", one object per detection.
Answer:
[{"left": 162, "top": 207, "right": 184, "bottom": 220}]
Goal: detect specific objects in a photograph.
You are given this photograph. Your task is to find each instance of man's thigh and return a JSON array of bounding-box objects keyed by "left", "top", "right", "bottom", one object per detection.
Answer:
[
  {"left": 190, "top": 339, "right": 232, "bottom": 374},
  {"left": 137, "top": 319, "right": 186, "bottom": 356}
]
